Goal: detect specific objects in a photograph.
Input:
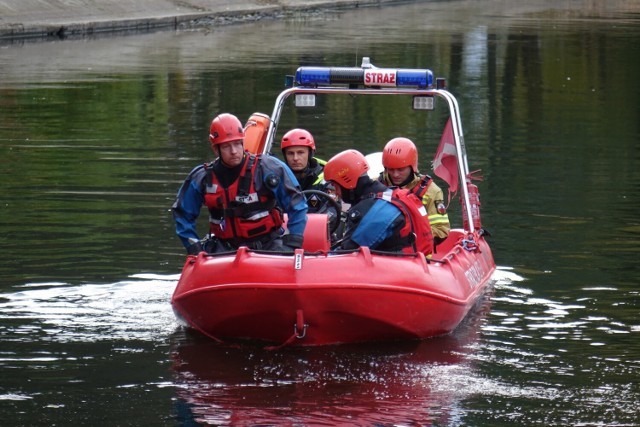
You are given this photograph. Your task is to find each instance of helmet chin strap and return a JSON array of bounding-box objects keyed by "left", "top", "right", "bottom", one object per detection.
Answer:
[
  {"left": 341, "top": 188, "right": 356, "bottom": 205},
  {"left": 336, "top": 183, "right": 356, "bottom": 205},
  {"left": 342, "top": 175, "right": 370, "bottom": 204},
  {"left": 398, "top": 171, "right": 416, "bottom": 188}
]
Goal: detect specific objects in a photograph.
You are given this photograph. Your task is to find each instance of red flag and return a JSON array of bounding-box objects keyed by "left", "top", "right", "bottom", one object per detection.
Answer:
[{"left": 432, "top": 117, "right": 459, "bottom": 194}]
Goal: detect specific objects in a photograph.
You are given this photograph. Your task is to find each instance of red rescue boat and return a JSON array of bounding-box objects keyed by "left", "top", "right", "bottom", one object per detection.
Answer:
[{"left": 172, "top": 59, "right": 497, "bottom": 347}]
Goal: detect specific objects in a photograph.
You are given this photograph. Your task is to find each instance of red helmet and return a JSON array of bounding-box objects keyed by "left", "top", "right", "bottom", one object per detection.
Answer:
[
  {"left": 209, "top": 113, "right": 244, "bottom": 146},
  {"left": 281, "top": 128, "right": 316, "bottom": 152},
  {"left": 324, "top": 149, "right": 370, "bottom": 190},
  {"left": 382, "top": 137, "right": 418, "bottom": 171}
]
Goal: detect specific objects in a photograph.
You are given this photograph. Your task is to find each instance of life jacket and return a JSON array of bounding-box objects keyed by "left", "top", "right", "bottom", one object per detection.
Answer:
[
  {"left": 379, "top": 171, "right": 432, "bottom": 198},
  {"left": 410, "top": 174, "right": 449, "bottom": 230},
  {"left": 376, "top": 188, "right": 434, "bottom": 255},
  {"left": 204, "top": 154, "right": 283, "bottom": 241},
  {"left": 409, "top": 174, "right": 433, "bottom": 199}
]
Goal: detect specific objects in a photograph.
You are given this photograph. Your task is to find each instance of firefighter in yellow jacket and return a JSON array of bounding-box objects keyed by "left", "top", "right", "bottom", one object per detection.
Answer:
[{"left": 379, "top": 137, "right": 450, "bottom": 247}]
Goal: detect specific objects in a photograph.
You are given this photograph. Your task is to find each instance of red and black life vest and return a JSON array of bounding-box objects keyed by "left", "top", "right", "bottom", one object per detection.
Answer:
[
  {"left": 204, "top": 154, "right": 283, "bottom": 241},
  {"left": 376, "top": 188, "right": 434, "bottom": 256},
  {"left": 409, "top": 175, "right": 433, "bottom": 200}
]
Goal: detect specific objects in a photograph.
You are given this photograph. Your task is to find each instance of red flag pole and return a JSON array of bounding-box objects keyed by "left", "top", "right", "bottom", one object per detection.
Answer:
[{"left": 434, "top": 91, "right": 476, "bottom": 232}]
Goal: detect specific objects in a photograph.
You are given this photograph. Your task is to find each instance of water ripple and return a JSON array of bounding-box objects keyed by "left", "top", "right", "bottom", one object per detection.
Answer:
[{"left": 0, "top": 274, "right": 178, "bottom": 343}]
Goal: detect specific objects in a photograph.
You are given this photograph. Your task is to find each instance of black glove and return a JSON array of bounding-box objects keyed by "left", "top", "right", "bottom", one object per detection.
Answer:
[
  {"left": 186, "top": 242, "right": 204, "bottom": 255},
  {"left": 282, "top": 234, "right": 304, "bottom": 250}
]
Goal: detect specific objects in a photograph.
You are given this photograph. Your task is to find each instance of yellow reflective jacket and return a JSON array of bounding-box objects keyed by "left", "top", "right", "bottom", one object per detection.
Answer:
[{"left": 381, "top": 171, "right": 450, "bottom": 239}]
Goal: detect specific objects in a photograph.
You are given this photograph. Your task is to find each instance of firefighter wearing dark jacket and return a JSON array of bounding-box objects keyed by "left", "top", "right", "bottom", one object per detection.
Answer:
[
  {"left": 379, "top": 137, "right": 450, "bottom": 246},
  {"left": 323, "top": 149, "right": 433, "bottom": 256},
  {"left": 281, "top": 128, "right": 327, "bottom": 193},
  {"left": 281, "top": 128, "right": 340, "bottom": 229},
  {"left": 172, "top": 113, "right": 308, "bottom": 254}
]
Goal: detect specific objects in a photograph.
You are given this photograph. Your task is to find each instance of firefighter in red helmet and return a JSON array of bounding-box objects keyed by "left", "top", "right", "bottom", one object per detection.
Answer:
[
  {"left": 324, "top": 149, "right": 433, "bottom": 256},
  {"left": 380, "top": 137, "right": 450, "bottom": 247},
  {"left": 172, "top": 113, "right": 308, "bottom": 254},
  {"left": 280, "top": 128, "right": 341, "bottom": 229},
  {"left": 281, "top": 128, "right": 319, "bottom": 187}
]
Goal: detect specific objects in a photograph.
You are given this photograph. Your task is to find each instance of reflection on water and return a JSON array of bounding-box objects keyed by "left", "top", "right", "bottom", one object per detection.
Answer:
[
  {"left": 0, "top": 270, "right": 508, "bottom": 426},
  {"left": 172, "top": 338, "right": 477, "bottom": 426},
  {"left": 170, "top": 280, "right": 495, "bottom": 426},
  {"left": 0, "top": 267, "right": 637, "bottom": 424},
  {"left": 167, "top": 268, "right": 635, "bottom": 425}
]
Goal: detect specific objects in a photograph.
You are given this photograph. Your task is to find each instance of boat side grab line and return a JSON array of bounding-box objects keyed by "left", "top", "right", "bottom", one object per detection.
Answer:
[{"left": 265, "top": 309, "right": 308, "bottom": 350}]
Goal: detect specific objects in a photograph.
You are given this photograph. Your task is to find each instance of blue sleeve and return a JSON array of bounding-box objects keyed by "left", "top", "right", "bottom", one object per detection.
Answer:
[
  {"left": 257, "top": 155, "right": 308, "bottom": 236},
  {"left": 171, "top": 165, "right": 206, "bottom": 248},
  {"left": 351, "top": 200, "right": 402, "bottom": 249}
]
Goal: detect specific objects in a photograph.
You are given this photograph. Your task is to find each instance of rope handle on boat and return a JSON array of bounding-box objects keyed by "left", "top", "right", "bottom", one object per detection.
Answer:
[
  {"left": 460, "top": 228, "right": 492, "bottom": 252},
  {"left": 265, "top": 309, "right": 308, "bottom": 350},
  {"left": 462, "top": 236, "right": 478, "bottom": 251}
]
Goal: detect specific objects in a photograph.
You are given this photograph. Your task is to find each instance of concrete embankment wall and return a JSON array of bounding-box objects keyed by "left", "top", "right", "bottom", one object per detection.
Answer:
[{"left": 0, "top": 0, "right": 402, "bottom": 41}]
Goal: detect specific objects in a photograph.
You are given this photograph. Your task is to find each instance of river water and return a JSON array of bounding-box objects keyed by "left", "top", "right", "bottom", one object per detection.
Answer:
[{"left": 1, "top": 1, "right": 639, "bottom": 425}]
